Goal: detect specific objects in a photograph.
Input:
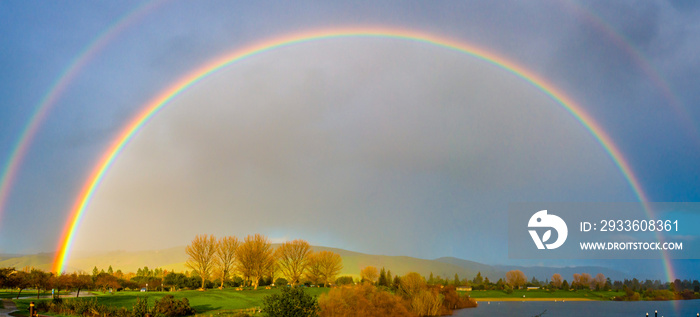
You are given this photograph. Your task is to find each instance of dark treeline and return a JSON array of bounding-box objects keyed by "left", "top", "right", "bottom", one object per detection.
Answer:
[{"left": 0, "top": 266, "right": 226, "bottom": 299}]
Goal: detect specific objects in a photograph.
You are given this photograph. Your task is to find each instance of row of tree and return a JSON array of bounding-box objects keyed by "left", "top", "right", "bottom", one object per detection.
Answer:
[
  {"left": 0, "top": 267, "right": 113, "bottom": 299},
  {"left": 184, "top": 234, "right": 343, "bottom": 289},
  {"left": 448, "top": 270, "right": 700, "bottom": 295}
]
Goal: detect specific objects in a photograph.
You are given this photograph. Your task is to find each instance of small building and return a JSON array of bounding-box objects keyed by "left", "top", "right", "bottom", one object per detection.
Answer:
[{"left": 456, "top": 286, "right": 472, "bottom": 291}]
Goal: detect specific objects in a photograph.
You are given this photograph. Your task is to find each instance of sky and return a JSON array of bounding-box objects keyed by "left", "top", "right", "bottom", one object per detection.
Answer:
[{"left": 1, "top": 0, "right": 700, "bottom": 280}]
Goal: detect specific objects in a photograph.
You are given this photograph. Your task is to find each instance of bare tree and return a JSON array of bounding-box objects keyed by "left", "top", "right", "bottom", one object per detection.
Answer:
[
  {"left": 360, "top": 266, "right": 379, "bottom": 284},
  {"left": 306, "top": 251, "right": 342, "bottom": 287},
  {"left": 305, "top": 253, "right": 324, "bottom": 286},
  {"left": 216, "top": 236, "right": 239, "bottom": 289},
  {"left": 267, "top": 259, "right": 278, "bottom": 286},
  {"left": 399, "top": 272, "right": 426, "bottom": 298},
  {"left": 505, "top": 270, "right": 526, "bottom": 289},
  {"left": 593, "top": 273, "right": 606, "bottom": 290},
  {"left": 276, "top": 239, "right": 312, "bottom": 286},
  {"left": 572, "top": 273, "right": 581, "bottom": 288},
  {"left": 185, "top": 234, "right": 218, "bottom": 289},
  {"left": 551, "top": 273, "right": 563, "bottom": 289},
  {"left": 573, "top": 273, "right": 592, "bottom": 290},
  {"left": 236, "top": 234, "right": 275, "bottom": 289}
]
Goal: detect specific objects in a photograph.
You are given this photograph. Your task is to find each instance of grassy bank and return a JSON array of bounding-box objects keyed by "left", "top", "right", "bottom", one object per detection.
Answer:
[
  {"left": 5, "top": 288, "right": 625, "bottom": 316},
  {"left": 11, "top": 287, "right": 330, "bottom": 315},
  {"left": 462, "top": 289, "right": 623, "bottom": 301}
]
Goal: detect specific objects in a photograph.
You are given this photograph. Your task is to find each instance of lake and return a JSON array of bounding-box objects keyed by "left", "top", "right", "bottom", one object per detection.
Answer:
[{"left": 453, "top": 300, "right": 700, "bottom": 317}]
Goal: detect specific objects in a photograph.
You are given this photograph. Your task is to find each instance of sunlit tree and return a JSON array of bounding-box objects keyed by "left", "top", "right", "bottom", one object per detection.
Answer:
[
  {"left": 29, "top": 269, "right": 52, "bottom": 299},
  {"left": 95, "top": 272, "right": 119, "bottom": 293},
  {"left": 360, "top": 266, "right": 379, "bottom": 284},
  {"left": 236, "top": 234, "right": 275, "bottom": 289},
  {"left": 551, "top": 273, "right": 563, "bottom": 289},
  {"left": 593, "top": 273, "right": 606, "bottom": 290},
  {"left": 9, "top": 270, "right": 30, "bottom": 299},
  {"left": 52, "top": 273, "right": 73, "bottom": 299},
  {"left": 185, "top": 234, "right": 218, "bottom": 289},
  {"left": 505, "top": 270, "right": 526, "bottom": 289},
  {"left": 216, "top": 236, "right": 239, "bottom": 288},
  {"left": 275, "top": 239, "right": 312, "bottom": 286},
  {"left": 573, "top": 273, "right": 592, "bottom": 290},
  {"left": 399, "top": 272, "right": 426, "bottom": 298},
  {"left": 306, "top": 251, "right": 342, "bottom": 287},
  {"left": 72, "top": 273, "right": 93, "bottom": 297}
]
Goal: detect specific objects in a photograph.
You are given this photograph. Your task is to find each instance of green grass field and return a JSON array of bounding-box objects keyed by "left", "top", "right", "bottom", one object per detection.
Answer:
[
  {"left": 0, "top": 290, "right": 66, "bottom": 299},
  {"left": 3, "top": 287, "right": 625, "bottom": 316},
  {"left": 462, "top": 289, "right": 623, "bottom": 301},
  {"left": 11, "top": 287, "right": 330, "bottom": 315}
]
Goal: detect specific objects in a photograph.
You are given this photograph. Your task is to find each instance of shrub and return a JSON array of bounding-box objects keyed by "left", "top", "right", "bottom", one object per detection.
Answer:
[
  {"left": 399, "top": 272, "right": 426, "bottom": 299},
  {"left": 504, "top": 284, "right": 514, "bottom": 294},
  {"left": 152, "top": 295, "right": 196, "bottom": 317},
  {"left": 274, "top": 278, "right": 288, "bottom": 286},
  {"left": 410, "top": 289, "right": 442, "bottom": 317},
  {"left": 318, "top": 284, "right": 413, "bottom": 317},
  {"left": 35, "top": 300, "right": 51, "bottom": 312},
  {"left": 439, "top": 285, "right": 477, "bottom": 313},
  {"left": 642, "top": 289, "right": 675, "bottom": 301},
  {"left": 335, "top": 276, "right": 354, "bottom": 286},
  {"left": 132, "top": 296, "right": 150, "bottom": 317},
  {"left": 262, "top": 286, "right": 319, "bottom": 317},
  {"left": 43, "top": 297, "right": 129, "bottom": 317}
]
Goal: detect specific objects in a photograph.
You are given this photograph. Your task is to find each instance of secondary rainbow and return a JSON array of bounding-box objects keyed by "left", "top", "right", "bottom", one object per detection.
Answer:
[
  {"left": 561, "top": 0, "right": 699, "bottom": 144},
  {"left": 0, "top": 0, "right": 166, "bottom": 225},
  {"left": 51, "top": 27, "right": 671, "bottom": 280}
]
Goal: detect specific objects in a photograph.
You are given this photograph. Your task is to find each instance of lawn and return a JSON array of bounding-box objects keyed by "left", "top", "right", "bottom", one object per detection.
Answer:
[
  {"left": 0, "top": 290, "right": 68, "bottom": 299},
  {"left": 462, "top": 289, "right": 623, "bottom": 301},
  {"left": 12, "top": 287, "right": 330, "bottom": 315}
]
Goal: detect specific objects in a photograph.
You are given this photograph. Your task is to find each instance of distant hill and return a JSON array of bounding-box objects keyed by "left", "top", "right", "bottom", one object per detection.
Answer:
[
  {"left": 62, "top": 245, "right": 501, "bottom": 280},
  {"left": 0, "top": 246, "right": 628, "bottom": 283},
  {"left": 0, "top": 254, "right": 24, "bottom": 262},
  {"left": 0, "top": 253, "right": 54, "bottom": 271}
]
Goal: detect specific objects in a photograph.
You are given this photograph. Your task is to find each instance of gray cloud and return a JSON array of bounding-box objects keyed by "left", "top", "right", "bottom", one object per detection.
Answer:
[
  {"left": 2, "top": 1, "right": 698, "bottom": 274},
  {"left": 72, "top": 40, "right": 633, "bottom": 262}
]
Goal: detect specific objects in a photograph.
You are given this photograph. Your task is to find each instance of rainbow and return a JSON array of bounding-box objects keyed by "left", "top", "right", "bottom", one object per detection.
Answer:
[
  {"left": 50, "top": 27, "right": 672, "bottom": 280},
  {"left": 560, "top": 0, "right": 699, "bottom": 144},
  {"left": 0, "top": 0, "right": 166, "bottom": 225}
]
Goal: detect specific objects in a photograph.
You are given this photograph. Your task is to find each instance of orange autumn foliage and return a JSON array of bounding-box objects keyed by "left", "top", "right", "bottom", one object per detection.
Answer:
[{"left": 318, "top": 284, "right": 414, "bottom": 317}]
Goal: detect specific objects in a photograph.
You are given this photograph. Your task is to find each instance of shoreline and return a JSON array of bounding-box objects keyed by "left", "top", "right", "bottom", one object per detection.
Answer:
[{"left": 473, "top": 298, "right": 595, "bottom": 302}]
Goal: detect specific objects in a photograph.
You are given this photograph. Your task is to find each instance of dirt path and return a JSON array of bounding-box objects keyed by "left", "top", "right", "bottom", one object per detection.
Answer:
[
  {"left": 14, "top": 292, "right": 95, "bottom": 299},
  {"left": 0, "top": 299, "right": 18, "bottom": 317}
]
